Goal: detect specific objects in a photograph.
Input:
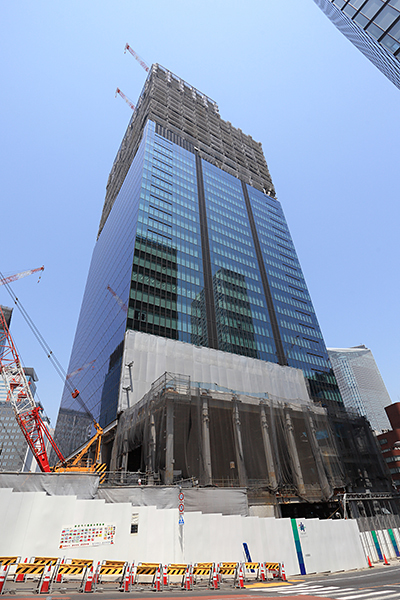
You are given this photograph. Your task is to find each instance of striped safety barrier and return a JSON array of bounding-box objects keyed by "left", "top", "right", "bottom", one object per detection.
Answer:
[{"left": 0, "top": 556, "right": 286, "bottom": 593}]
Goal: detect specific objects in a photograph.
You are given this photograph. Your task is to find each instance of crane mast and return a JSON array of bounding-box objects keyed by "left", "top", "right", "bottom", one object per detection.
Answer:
[{"left": 0, "top": 306, "right": 65, "bottom": 472}]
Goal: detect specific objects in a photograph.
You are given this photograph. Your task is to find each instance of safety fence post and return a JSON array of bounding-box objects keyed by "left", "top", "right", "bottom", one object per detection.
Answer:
[
  {"left": 0, "top": 564, "right": 10, "bottom": 595},
  {"left": 36, "top": 563, "right": 53, "bottom": 594}
]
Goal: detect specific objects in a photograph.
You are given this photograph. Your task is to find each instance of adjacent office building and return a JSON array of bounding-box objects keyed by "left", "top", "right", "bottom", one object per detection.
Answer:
[
  {"left": 377, "top": 403, "right": 400, "bottom": 488},
  {"left": 314, "top": 0, "right": 400, "bottom": 89},
  {"left": 328, "top": 345, "right": 392, "bottom": 432}
]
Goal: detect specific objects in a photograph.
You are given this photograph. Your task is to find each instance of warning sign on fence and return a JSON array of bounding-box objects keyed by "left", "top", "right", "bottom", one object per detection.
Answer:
[{"left": 59, "top": 523, "right": 116, "bottom": 548}]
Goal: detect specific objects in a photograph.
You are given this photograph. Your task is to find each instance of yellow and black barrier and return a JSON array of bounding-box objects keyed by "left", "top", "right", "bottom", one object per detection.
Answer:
[
  {"left": 32, "top": 556, "right": 59, "bottom": 566},
  {"left": 192, "top": 562, "right": 213, "bottom": 588},
  {"left": 133, "top": 563, "right": 162, "bottom": 588},
  {"left": 15, "top": 563, "right": 46, "bottom": 576},
  {"left": 163, "top": 563, "right": 187, "bottom": 588},
  {"left": 244, "top": 561, "right": 260, "bottom": 581},
  {"left": 0, "top": 557, "right": 20, "bottom": 566},
  {"left": 219, "top": 562, "right": 238, "bottom": 577}
]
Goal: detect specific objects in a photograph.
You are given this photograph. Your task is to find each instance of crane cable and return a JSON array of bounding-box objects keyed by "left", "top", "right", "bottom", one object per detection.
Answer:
[{"left": 0, "top": 270, "right": 95, "bottom": 425}]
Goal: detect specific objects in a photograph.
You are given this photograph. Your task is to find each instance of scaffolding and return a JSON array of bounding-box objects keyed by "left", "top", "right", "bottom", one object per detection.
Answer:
[{"left": 110, "top": 372, "right": 352, "bottom": 504}]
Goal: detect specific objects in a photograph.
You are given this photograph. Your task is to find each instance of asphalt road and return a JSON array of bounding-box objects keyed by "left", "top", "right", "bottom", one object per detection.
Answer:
[{"left": 2, "top": 563, "right": 400, "bottom": 600}]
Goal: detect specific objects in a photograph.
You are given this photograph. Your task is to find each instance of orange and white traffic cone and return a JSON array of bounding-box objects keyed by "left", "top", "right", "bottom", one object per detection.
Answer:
[
  {"left": 184, "top": 564, "right": 192, "bottom": 591},
  {"left": 367, "top": 556, "right": 374, "bottom": 568},
  {"left": 120, "top": 562, "right": 133, "bottom": 593},
  {"left": 280, "top": 563, "right": 287, "bottom": 581},
  {"left": 237, "top": 563, "right": 244, "bottom": 588},
  {"left": 163, "top": 564, "right": 168, "bottom": 588},
  {"left": 37, "top": 564, "right": 52, "bottom": 594},
  {"left": 153, "top": 564, "right": 162, "bottom": 591},
  {"left": 82, "top": 565, "right": 95, "bottom": 593},
  {"left": 259, "top": 562, "right": 266, "bottom": 581},
  {"left": 383, "top": 554, "right": 390, "bottom": 565},
  {"left": 56, "top": 557, "right": 65, "bottom": 583},
  {"left": 211, "top": 563, "right": 219, "bottom": 590}
]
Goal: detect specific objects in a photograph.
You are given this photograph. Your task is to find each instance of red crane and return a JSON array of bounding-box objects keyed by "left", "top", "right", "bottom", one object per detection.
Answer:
[
  {"left": 0, "top": 305, "right": 65, "bottom": 472},
  {"left": 124, "top": 44, "right": 149, "bottom": 72},
  {"left": 115, "top": 88, "right": 135, "bottom": 110},
  {"left": 0, "top": 266, "right": 44, "bottom": 287}
]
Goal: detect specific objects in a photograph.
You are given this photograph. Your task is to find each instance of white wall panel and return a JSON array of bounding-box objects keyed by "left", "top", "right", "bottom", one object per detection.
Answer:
[{"left": 0, "top": 487, "right": 367, "bottom": 576}]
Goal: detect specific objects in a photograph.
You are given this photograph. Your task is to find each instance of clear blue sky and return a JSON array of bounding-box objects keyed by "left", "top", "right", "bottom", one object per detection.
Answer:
[{"left": 1, "top": 1, "right": 399, "bottom": 425}]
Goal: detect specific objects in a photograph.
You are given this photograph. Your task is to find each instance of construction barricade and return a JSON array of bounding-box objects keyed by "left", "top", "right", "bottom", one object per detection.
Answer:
[
  {"left": 193, "top": 562, "right": 214, "bottom": 588},
  {"left": 0, "top": 555, "right": 286, "bottom": 594},
  {"left": 133, "top": 562, "right": 161, "bottom": 588}
]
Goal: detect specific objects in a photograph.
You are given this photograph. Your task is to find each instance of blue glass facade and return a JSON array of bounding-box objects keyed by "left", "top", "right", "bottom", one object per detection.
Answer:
[
  {"left": 54, "top": 67, "right": 342, "bottom": 458},
  {"left": 315, "top": 0, "right": 400, "bottom": 89}
]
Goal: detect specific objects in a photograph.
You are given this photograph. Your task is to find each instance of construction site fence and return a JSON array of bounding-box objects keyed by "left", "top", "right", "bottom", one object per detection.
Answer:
[{"left": 0, "top": 556, "right": 286, "bottom": 594}]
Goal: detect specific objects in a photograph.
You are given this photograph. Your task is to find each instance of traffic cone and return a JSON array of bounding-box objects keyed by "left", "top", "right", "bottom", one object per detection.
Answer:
[
  {"left": 237, "top": 563, "right": 244, "bottom": 589},
  {"left": 56, "top": 557, "right": 65, "bottom": 583},
  {"left": 367, "top": 556, "right": 374, "bottom": 568},
  {"left": 0, "top": 564, "right": 10, "bottom": 595},
  {"left": 260, "top": 562, "right": 266, "bottom": 581},
  {"left": 280, "top": 563, "right": 287, "bottom": 581},
  {"left": 15, "top": 557, "right": 27, "bottom": 583},
  {"left": 37, "top": 564, "right": 52, "bottom": 594},
  {"left": 82, "top": 565, "right": 95, "bottom": 593},
  {"left": 94, "top": 561, "right": 101, "bottom": 585},
  {"left": 163, "top": 564, "right": 168, "bottom": 588},
  {"left": 153, "top": 564, "right": 162, "bottom": 591},
  {"left": 120, "top": 562, "right": 133, "bottom": 593},
  {"left": 383, "top": 554, "right": 390, "bottom": 565},
  {"left": 184, "top": 565, "right": 192, "bottom": 591},
  {"left": 211, "top": 564, "right": 219, "bottom": 590}
]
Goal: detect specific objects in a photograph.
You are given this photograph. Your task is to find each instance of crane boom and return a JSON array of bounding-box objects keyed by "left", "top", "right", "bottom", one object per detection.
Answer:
[
  {"left": 0, "top": 306, "right": 65, "bottom": 472},
  {"left": 124, "top": 44, "right": 149, "bottom": 72},
  {"left": 115, "top": 88, "right": 135, "bottom": 110},
  {"left": 0, "top": 266, "right": 44, "bottom": 287}
]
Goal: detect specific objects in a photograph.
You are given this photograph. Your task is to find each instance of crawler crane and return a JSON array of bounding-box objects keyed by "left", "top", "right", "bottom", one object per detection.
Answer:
[{"left": 0, "top": 305, "right": 106, "bottom": 477}]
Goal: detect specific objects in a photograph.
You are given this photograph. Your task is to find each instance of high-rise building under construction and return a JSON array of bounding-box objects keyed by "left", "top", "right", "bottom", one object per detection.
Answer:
[
  {"left": 55, "top": 64, "right": 341, "bottom": 448},
  {"left": 53, "top": 65, "right": 391, "bottom": 509}
]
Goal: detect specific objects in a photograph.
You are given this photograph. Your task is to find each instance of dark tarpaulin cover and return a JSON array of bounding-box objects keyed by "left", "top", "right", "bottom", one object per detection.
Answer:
[
  {"left": 97, "top": 486, "right": 249, "bottom": 516},
  {"left": 0, "top": 472, "right": 99, "bottom": 499}
]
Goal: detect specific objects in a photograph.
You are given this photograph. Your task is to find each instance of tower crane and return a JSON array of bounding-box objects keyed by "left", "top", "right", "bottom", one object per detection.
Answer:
[
  {"left": 124, "top": 44, "right": 149, "bottom": 72},
  {"left": 115, "top": 88, "right": 135, "bottom": 110}
]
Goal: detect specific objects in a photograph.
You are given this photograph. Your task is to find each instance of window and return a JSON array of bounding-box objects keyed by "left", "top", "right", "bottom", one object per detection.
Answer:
[
  {"left": 354, "top": 12, "right": 370, "bottom": 26},
  {"left": 344, "top": 4, "right": 357, "bottom": 16},
  {"left": 360, "top": 0, "right": 384, "bottom": 18},
  {"left": 350, "top": 0, "right": 367, "bottom": 8},
  {"left": 374, "top": 5, "right": 399, "bottom": 29}
]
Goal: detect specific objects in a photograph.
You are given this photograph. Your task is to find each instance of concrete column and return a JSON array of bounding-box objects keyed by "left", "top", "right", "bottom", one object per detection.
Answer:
[
  {"left": 306, "top": 411, "right": 332, "bottom": 500},
  {"left": 232, "top": 400, "right": 247, "bottom": 488},
  {"left": 285, "top": 411, "right": 306, "bottom": 497},
  {"left": 165, "top": 398, "right": 174, "bottom": 485},
  {"left": 201, "top": 392, "right": 213, "bottom": 485},
  {"left": 260, "top": 402, "right": 278, "bottom": 490},
  {"left": 147, "top": 412, "right": 156, "bottom": 485}
]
